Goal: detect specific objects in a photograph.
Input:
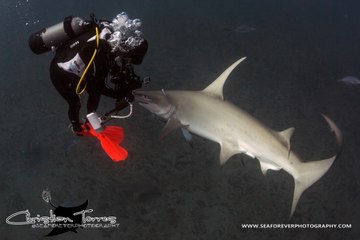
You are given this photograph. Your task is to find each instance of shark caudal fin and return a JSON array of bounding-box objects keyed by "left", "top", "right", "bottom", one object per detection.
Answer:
[
  {"left": 290, "top": 115, "right": 342, "bottom": 217},
  {"left": 291, "top": 156, "right": 336, "bottom": 217}
]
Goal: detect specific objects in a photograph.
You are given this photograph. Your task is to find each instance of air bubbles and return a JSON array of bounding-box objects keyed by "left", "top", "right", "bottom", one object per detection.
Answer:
[
  {"left": 125, "top": 36, "right": 144, "bottom": 48},
  {"left": 15, "top": 0, "right": 39, "bottom": 27},
  {"left": 135, "top": 30, "right": 142, "bottom": 37},
  {"left": 24, "top": 19, "right": 39, "bottom": 26},
  {"left": 112, "top": 12, "right": 129, "bottom": 28},
  {"left": 108, "top": 12, "right": 145, "bottom": 53},
  {"left": 132, "top": 19, "right": 142, "bottom": 29},
  {"left": 111, "top": 12, "right": 142, "bottom": 32},
  {"left": 15, "top": 0, "right": 30, "bottom": 8}
]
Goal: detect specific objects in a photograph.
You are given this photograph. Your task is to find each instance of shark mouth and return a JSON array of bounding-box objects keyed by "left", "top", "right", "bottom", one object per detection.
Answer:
[{"left": 133, "top": 91, "right": 152, "bottom": 105}]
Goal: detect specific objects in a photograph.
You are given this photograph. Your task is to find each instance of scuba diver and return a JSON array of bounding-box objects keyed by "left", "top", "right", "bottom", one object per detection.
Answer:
[{"left": 29, "top": 12, "right": 148, "bottom": 135}]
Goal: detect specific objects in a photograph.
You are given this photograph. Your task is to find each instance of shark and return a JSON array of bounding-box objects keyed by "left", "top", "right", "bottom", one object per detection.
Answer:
[{"left": 134, "top": 57, "right": 342, "bottom": 217}]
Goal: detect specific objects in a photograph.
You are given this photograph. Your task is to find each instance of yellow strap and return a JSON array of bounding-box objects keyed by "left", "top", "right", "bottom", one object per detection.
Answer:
[{"left": 76, "top": 26, "right": 100, "bottom": 95}]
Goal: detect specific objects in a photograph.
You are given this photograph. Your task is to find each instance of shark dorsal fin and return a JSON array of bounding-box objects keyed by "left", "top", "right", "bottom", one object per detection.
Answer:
[
  {"left": 203, "top": 57, "right": 247, "bottom": 100},
  {"left": 278, "top": 127, "right": 295, "bottom": 154}
]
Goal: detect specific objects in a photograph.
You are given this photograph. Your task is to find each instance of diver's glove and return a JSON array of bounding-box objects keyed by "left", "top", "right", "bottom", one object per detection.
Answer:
[
  {"left": 114, "top": 98, "right": 130, "bottom": 111},
  {"left": 130, "top": 79, "right": 142, "bottom": 90},
  {"left": 125, "top": 75, "right": 150, "bottom": 92},
  {"left": 125, "top": 92, "right": 135, "bottom": 102}
]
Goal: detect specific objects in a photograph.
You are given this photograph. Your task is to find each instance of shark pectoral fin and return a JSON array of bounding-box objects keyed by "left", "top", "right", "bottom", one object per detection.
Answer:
[
  {"left": 181, "top": 127, "right": 193, "bottom": 148},
  {"left": 158, "top": 118, "right": 183, "bottom": 141},
  {"left": 219, "top": 141, "right": 243, "bottom": 165},
  {"left": 203, "top": 57, "right": 247, "bottom": 100},
  {"left": 258, "top": 158, "right": 282, "bottom": 176}
]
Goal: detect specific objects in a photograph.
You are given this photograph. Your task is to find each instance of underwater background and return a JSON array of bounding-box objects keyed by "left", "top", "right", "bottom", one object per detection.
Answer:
[{"left": 0, "top": 0, "right": 359, "bottom": 239}]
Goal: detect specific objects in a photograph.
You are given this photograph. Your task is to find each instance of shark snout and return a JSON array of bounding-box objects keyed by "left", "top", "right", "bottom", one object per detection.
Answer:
[{"left": 133, "top": 90, "right": 174, "bottom": 118}]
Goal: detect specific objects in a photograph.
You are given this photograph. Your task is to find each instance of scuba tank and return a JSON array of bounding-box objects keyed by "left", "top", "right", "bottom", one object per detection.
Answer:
[{"left": 28, "top": 16, "right": 92, "bottom": 55}]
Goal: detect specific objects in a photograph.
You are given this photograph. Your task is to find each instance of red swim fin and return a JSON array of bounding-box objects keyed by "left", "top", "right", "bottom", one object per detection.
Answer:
[
  {"left": 82, "top": 123, "right": 128, "bottom": 162},
  {"left": 102, "top": 126, "right": 124, "bottom": 144},
  {"left": 98, "top": 133, "right": 128, "bottom": 161}
]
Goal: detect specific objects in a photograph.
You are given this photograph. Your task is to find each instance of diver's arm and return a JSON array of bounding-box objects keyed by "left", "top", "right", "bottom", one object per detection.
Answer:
[
  {"left": 95, "top": 76, "right": 141, "bottom": 99},
  {"left": 98, "top": 78, "right": 125, "bottom": 98},
  {"left": 95, "top": 60, "right": 143, "bottom": 99}
]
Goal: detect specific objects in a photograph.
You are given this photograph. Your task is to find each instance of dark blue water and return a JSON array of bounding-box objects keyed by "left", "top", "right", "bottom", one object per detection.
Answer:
[{"left": 1, "top": 0, "right": 359, "bottom": 239}]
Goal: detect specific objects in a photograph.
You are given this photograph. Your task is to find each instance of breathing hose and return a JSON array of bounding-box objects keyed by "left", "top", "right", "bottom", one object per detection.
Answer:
[
  {"left": 75, "top": 26, "right": 100, "bottom": 95},
  {"left": 110, "top": 102, "right": 133, "bottom": 119}
]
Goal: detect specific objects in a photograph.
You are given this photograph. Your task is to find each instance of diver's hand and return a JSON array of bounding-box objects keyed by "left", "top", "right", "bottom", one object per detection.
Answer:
[
  {"left": 125, "top": 92, "right": 135, "bottom": 102},
  {"left": 128, "top": 79, "right": 142, "bottom": 91},
  {"left": 115, "top": 98, "right": 130, "bottom": 111}
]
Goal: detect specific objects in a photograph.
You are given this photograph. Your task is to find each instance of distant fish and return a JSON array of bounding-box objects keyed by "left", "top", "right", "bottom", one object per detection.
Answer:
[
  {"left": 225, "top": 25, "right": 256, "bottom": 36},
  {"left": 338, "top": 76, "right": 360, "bottom": 86}
]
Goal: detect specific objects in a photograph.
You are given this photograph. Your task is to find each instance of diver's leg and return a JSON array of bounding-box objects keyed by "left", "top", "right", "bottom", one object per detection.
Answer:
[
  {"left": 86, "top": 88, "right": 101, "bottom": 113},
  {"left": 67, "top": 96, "right": 82, "bottom": 132},
  {"left": 50, "top": 59, "right": 83, "bottom": 132},
  {"left": 58, "top": 92, "right": 83, "bottom": 132}
]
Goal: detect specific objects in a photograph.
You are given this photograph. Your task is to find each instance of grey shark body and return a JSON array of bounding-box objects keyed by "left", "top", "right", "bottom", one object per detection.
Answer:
[{"left": 134, "top": 57, "right": 342, "bottom": 217}]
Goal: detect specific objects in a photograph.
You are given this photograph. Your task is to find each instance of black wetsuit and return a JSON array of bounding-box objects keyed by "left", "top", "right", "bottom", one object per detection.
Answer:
[{"left": 50, "top": 25, "right": 143, "bottom": 132}]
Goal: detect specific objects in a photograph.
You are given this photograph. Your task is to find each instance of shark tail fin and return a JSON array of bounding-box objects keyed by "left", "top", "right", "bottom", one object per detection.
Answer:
[
  {"left": 291, "top": 155, "right": 336, "bottom": 217},
  {"left": 290, "top": 114, "right": 342, "bottom": 217}
]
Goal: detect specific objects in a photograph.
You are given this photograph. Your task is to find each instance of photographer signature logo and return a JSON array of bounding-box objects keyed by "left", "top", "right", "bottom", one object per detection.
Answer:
[{"left": 5, "top": 190, "right": 119, "bottom": 237}]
